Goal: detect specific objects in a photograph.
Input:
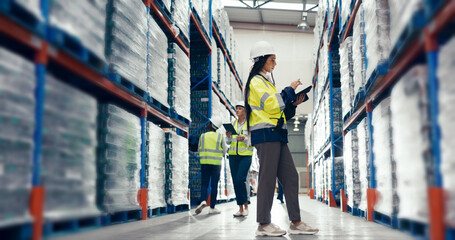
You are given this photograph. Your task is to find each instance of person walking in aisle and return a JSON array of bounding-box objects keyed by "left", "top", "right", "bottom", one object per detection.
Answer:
[
  {"left": 195, "top": 117, "right": 226, "bottom": 215},
  {"left": 226, "top": 101, "right": 254, "bottom": 217},
  {"left": 244, "top": 41, "right": 319, "bottom": 236}
]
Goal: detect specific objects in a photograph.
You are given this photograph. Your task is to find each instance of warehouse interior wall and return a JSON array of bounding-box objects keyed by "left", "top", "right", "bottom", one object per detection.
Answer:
[{"left": 232, "top": 25, "right": 314, "bottom": 116}]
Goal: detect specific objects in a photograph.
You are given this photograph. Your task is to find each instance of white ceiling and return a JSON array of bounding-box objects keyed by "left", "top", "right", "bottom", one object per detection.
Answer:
[{"left": 224, "top": 0, "right": 319, "bottom": 27}]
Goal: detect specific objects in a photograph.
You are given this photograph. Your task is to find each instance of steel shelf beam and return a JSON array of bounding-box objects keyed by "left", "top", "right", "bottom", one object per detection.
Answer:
[
  {"left": 341, "top": 0, "right": 363, "bottom": 43},
  {"left": 190, "top": 11, "right": 211, "bottom": 53},
  {"left": 212, "top": 84, "right": 236, "bottom": 117}
]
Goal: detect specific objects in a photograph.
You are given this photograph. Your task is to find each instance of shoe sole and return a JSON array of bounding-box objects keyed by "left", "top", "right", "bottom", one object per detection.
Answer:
[
  {"left": 287, "top": 229, "right": 319, "bottom": 235},
  {"left": 233, "top": 214, "right": 243, "bottom": 217},
  {"left": 195, "top": 204, "right": 206, "bottom": 214},
  {"left": 255, "top": 231, "right": 286, "bottom": 237}
]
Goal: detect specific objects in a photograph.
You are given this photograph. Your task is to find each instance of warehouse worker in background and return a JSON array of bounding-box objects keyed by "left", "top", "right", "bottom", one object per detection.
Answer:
[
  {"left": 195, "top": 117, "right": 226, "bottom": 215},
  {"left": 226, "top": 101, "right": 254, "bottom": 217},
  {"left": 244, "top": 41, "right": 319, "bottom": 236}
]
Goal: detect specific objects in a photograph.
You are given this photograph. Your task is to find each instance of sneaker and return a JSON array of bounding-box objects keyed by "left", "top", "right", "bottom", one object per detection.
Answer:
[
  {"left": 288, "top": 221, "right": 319, "bottom": 235},
  {"left": 233, "top": 211, "right": 243, "bottom": 217},
  {"left": 209, "top": 208, "right": 221, "bottom": 214},
  {"left": 195, "top": 201, "right": 207, "bottom": 215},
  {"left": 255, "top": 223, "right": 286, "bottom": 237},
  {"left": 242, "top": 209, "right": 248, "bottom": 216}
]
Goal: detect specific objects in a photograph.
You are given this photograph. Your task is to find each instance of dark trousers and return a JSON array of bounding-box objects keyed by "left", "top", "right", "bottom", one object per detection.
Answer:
[
  {"left": 229, "top": 155, "right": 252, "bottom": 206},
  {"left": 200, "top": 164, "right": 221, "bottom": 208},
  {"left": 277, "top": 180, "right": 284, "bottom": 201},
  {"left": 255, "top": 142, "right": 301, "bottom": 224}
]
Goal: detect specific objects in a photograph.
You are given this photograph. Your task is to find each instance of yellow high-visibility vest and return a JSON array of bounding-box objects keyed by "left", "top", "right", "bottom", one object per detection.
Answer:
[
  {"left": 198, "top": 132, "right": 224, "bottom": 165},
  {"left": 228, "top": 119, "right": 254, "bottom": 156},
  {"left": 248, "top": 75, "right": 287, "bottom": 131}
]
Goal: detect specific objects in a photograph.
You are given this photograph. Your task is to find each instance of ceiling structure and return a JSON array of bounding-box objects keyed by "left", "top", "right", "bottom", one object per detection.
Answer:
[{"left": 223, "top": 0, "right": 319, "bottom": 30}]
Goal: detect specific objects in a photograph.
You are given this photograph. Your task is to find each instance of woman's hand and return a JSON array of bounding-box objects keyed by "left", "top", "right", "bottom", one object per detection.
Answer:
[
  {"left": 226, "top": 131, "right": 232, "bottom": 138},
  {"left": 292, "top": 93, "right": 306, "bottom": 106},
  {"left": 290, "top": 79, "right": 302, "bottom": 90},
  {"left": 236, "top": 135, "right": 245, "bottom": 141}
]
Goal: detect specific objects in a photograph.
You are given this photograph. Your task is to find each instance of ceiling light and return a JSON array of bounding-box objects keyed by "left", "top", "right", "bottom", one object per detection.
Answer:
[{"left": 297, "top": 12, "right": 310, "bottom": 31}]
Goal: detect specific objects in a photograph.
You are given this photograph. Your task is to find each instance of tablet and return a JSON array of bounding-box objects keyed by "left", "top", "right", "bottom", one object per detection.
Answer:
[
  {"left": 223, "top": 123, "right": 237, "bottom": 135},
  {"left": 293, "top": 85, "right": 312, "bottom": 103}
]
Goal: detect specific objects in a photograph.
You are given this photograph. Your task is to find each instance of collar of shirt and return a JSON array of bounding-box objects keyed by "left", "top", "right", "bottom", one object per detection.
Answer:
[{"left": 259, "top": 71, "right": 274, "bottom": 86}]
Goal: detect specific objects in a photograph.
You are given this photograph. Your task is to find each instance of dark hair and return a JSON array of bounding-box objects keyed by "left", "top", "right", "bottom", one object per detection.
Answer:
[{"left": 244, "top": 55, "right": 273, "bottom": 133}]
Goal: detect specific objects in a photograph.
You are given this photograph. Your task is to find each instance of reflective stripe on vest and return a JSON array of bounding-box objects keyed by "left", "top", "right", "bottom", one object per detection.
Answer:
[
  {"left": 228, "top": 120, "right": 254, "bottom": 156},
  {"left": 199, "top": 132, "right": 223, "bottom": 165},
  {"left": 248, "top": 75, "right": 287, "bottom": 131}
]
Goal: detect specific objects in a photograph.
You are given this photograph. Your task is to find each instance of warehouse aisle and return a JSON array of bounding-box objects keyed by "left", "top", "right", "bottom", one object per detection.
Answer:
[{"left": 55, "top": 195, "right": 413, "bottom": 240}]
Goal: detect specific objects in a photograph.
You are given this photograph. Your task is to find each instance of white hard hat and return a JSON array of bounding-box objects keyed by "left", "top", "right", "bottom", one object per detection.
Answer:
[
  {"left": 209, "top": 116, "right": 223, "bottom": 130},
  {"left": 235, "top": 101, "right": 244, "bottom": 108},
  {"left": 250, "top": 41, "right": 276, "bottom": 60}
]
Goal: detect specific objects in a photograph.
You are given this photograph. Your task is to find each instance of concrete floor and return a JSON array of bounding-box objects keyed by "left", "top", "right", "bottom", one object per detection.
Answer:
[{"left": 54, "top": 196, "right": 415, "bottom": 240}]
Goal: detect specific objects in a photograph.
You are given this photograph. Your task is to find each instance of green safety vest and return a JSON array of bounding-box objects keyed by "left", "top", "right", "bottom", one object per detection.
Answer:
[
  {"left": 198, "top": 132, "right": 224, "bottom": 165},
  {"left": 228, "top": 120, "right": 254, "bottom": 156}
]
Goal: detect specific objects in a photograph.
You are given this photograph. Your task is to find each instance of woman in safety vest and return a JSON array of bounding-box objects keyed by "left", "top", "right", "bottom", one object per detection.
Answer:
[
  {"left": 226, "top": 101, "right": 254, "bottom": 217},
  {"left": 244, "top": 41, "right": 319, "bottom": 236}
]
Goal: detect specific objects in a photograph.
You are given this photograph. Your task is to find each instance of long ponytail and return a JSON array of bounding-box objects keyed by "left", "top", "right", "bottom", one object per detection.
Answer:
[{"left": 244, "top": 55, "right": 270, "bottom": 133}]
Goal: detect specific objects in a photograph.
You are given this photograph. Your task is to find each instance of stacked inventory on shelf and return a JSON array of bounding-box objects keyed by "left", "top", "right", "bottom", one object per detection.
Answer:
[
  {"left": 14, "top": 0, "right": 43, "bottom": 22},
  {"left": 169, "top": 133, "right": 190, "bottom": 206},
  {"left": 191, "top": 0, "right": 210, "bottom": 37},
  {"left": 363, "top": 0, "right": 391, "bottom": 82},
  {"left": 340, "top": 0, "right": 355, "bottom": 30},
  {"left": 343, "top": 129, "right": 360, "bottom": 209},
  {"left": 388, "top": 0, "right": 423, "bottom": 50},
  {"left": 105, "top": 0, "right": 147, "bottom": 91},
  {"left": 147, "top": 15, "right": 169, "bottom": 108},
  {"left": 0, "top": 47, "right": 35, "bottom": 227},
  {"left": 352, "top": 3, "right": 366, "bottom": 100},
  {"left": 437, "top": 38, "right": 455, "bottom": 227},
  {"left": 147, "top": 122, "right": 166, "bottom": 209},
  {"left": 325, "top": 157, "right": 344, "bottom": 201},
  {"left": 48, "top": 0, "right": 106, "bottom": 61},
  {"left": 390, "top": 65, "right": 429, "bottom": 223},
  {"left": 357, "top": 117, "right": 370, "bottom": 212},
  {"left": 340, "top": 37, "right": 354, "bottom": 118},
  {"left": 161, "top": 0, "right": 172, "bottom": 12},
  {"left": 164, "top": 133, "right": 173, "bottom": 205},
  {"left": 168, "top": 43, "right": 191, "bottom": 120},
  {"left": 217, "top": 48, "right": 226, "bottom": 88},
  {"left": 97, "top": 104, "right": 141, "bottom": 213},
  {"left": 372, "top": 98, "right": 398, "bottom": 218},
  {"left": 171, "top": 0, "right": 190, "bottom": 41},
  {"left": 41, "top": 75, "right": 99, "bottom": 220}
]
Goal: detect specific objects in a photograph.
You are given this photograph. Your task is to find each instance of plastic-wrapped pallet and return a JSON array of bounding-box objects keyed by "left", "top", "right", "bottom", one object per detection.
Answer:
[
  {"left": 364, "top": 0, "right": 391, "bottom": 82},
  {"left": 148, "top": 15, "right": 169, "bottom": 108},
  {"left": 169, "top": 43, "right": 191, "bottom": 120},
  {"left": 225, "top": 157, "right": 236, "bottom": 200},
  {"left": 0, "top": 48, "right": 35, "bottom": 227},
  {"left": 169, "top": 133, "right": 190, "bottom": 206},
  {"left": 211, "top": 38, "right": 217, "bottom": 83},
  {"left": 437, "top": 38, "right": 455, "bottom": 227},
  {"left": 325, "top": 157, "right": 344, "bottom": 202},
  {"left": 217, "top": 157, "right": 227, "bottom": 201},
  {"left": 49, "top": 0, "right": 106, "bottom": 61},
  {"left": 217, "top": 48, "right": 226, "bottom": 92},
  {"left": 341, "top": 0, "right": 355, "bottom": 30},
  {"left": 105, "top": 0, "right": 147, "bottom": 91},
  {"left": 389, "top": 0, "right": 423, "bottom": 49},
  {"left": 171, "top": 0, "right": 190, "bottom": 41},
  {"left": 340, "top": 37, "right": 354, "bottom": 118},
  {"left": 357, "top": 118, "right": 370, "bottom": 212},
  {"left": 391, "top": 65, "right": 429, "bottom": 223},
  {"left": 148, "top": 122, "right": 166, "bottom": 209},
  {"left": 98, "top": 104, "right": 141, "bottom": 212},
  {"left": 353, "top": 3, "right": 366, "bottom": 99},
  {"left": 15, "top": 0, "right": 43, "bottom": 21},
  {"left": 162, "top": 0, "right": 171, "bottom": 12},
  {"left": 344, "top": 129, "right": 360, "bottom": 208},
  {"left": 41, "top": 75, "right": 99, "bottom": 220},
  {"left": 372, "top": 98, "right": 397, "bottom": 217}
]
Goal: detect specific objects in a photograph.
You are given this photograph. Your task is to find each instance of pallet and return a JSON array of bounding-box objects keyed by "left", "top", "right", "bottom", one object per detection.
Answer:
[
  {"left": 43, "top": 215, "right": 102, "bottom": 237},
  {"left": 365, "top": 62, "right": 389, "bottom": 94},
  {"left": 101, "top": 209, "right": 142, "bottom": 225},
  {"left": 397, "top": 218, "right": 428, "bottom": 238},
  {"left": 170, "top": 111, "right": 191, "bottom": 125},
  {"left": 423, "top": 0, "right": 446, "bottom": 21},
  {"left": 389, "top": 9, "right": 426, "bottom": 66},
  {"left": 0, "top": 0, "right": 45, "bottom": 37},
  {"left": 107, "top": 72, "right": 149, "bottom": 101},
  {"left": 167, "top": 204, "right": 190, "bottom": 214},
  {"left": 347, "top": 205, "right": 361, "bottom": 216},
  {"left": 148, "top": 207, "right": 167, "bottom": 218},
  {"left": 47, "top": 26, "right": 108, "bottom": 74},
  {"left": 148, "top": 96, "right": 170, "bottom": 115},
  {"left": 373, "top": 211, "right": 398, "bottom": 229},
  {"left": 0, "top": 223, "right": 32, "bottom": 240}
]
